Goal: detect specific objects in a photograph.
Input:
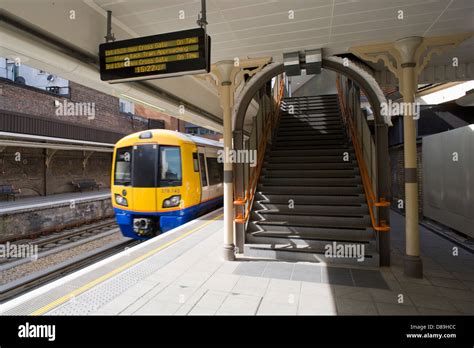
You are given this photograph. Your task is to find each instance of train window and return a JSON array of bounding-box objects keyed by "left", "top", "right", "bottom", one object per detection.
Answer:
[
  {"left": 159, "top": 146, "right": 182, "bottom": 187},
  {"left": 133, "top": 144, "right": 156, "bottom": 188},
  {"left": 206, "top": 157, "right": 223, "bottom": 185},
  {"left": 114, "top": 146, "right": 132, "bottom": 186},
  {"left": 192, "top": 152, "right": 199, "bottom": 172},
  {"left": 199, "top": 153, "right": 208, "bottom": 187}
]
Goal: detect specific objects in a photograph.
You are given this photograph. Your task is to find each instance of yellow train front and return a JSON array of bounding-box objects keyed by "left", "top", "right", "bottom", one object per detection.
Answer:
[{"left": 111, "top": 129, "right": 223, "bottom": 239}]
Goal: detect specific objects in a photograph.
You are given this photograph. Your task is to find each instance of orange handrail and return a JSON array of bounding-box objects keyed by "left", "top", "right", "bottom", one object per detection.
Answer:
[
  {"left": 234, "top": 77, "right": 285, "bottom": 224},
  {"left": 336, "top": 74, "right": 390, "bottom": 232}
]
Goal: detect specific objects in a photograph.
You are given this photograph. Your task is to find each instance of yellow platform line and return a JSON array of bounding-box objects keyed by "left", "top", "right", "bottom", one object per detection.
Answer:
[{"left": 31, "top": 213, "right": 223, "bottom": 316}]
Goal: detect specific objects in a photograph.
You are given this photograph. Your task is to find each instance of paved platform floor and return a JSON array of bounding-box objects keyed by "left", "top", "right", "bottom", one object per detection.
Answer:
[
  {"left": 0, "top": 189, "right": 110, "bottom": 214},
  {"left": 2, "top": 209, "right": 473, "bottom": 315}
]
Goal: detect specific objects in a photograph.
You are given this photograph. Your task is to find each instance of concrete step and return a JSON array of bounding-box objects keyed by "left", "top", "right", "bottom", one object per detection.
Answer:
[
  {"left": 277, "top": 126, "right": 343, "bottom": 133},
  {"left": 254, "top": 193, "right": 366, "bottom": 205},
  {"left": 259, "top": 177, "right": 362, "bottom": 186},
  {"left": 281, "top": 103, "right": 339, "bottom": 109},
  {"left": 279, "top": 120, "right": 342, "bottom": 127},
  {"left": 280, "top": 113, "right": 341, "bottom": 120},
  {"left": 267, "top": 148, "right": 353, "bottom": 157},
  {"left": 273, "top": 140, "right": 349, "bottom": 148},
  {"left": 246, "top": 231, "right": 376, "bottom": 250},
  {"left": 283, "top": 94, "right": 338, "bottom": 99},
  {"left": 247, "top": 222, "right": 374, "bottom": 240},
  {"left": 277, "top": 126, "right": 345, "bottom": 133},
  {"left": 257, "top": 185, "right": 364, "bottom": 195},
  {"left": 270, "top": 144, "right": 353, "bottom": 151},
  {"left": 281, "top": 105, "right": 339, "bottom": 110},
  {"left": 274, "top": 134, "right": 346, "bottom": 142},
  {"left": 243, "top": 243, "right": 379, "bottom": 266},
  {"left": 262, "top": 161, "right": 358, "bottom": 170},
  {"left": 262, "top": 155, "right": 355, "bottom": 163},
  {"left": 274, "top": 129, "right": 348, "bottom": 140},
  {"left": 251, "top": 213, "right": 371, "bottom": 228},
  {"left": 253, "top": 202, "right": 369, "bottom": 216},
  {"left": 261, "top": 168, "right": 359, "bottom": 178},
  {"left": 280, "top": 114, "right": 342, "bottom": 121}
]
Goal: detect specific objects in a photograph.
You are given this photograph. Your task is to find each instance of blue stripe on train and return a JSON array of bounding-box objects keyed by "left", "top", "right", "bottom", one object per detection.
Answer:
[{"left": 114, "top": 196, "right": 223, "bottom": 239}]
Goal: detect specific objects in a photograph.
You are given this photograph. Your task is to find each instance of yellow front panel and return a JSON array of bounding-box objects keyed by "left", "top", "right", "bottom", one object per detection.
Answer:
[{"left": 131, "top": 187, "right": 156, "bottom": 212}]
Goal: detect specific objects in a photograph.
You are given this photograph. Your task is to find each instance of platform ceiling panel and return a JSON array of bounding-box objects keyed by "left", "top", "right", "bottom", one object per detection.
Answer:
[
  {"left": 94, "top": 0, "right": 474, "bottom": 64},
  {"left": 0, "top": 0, "right": 473, "bottom": 127}
]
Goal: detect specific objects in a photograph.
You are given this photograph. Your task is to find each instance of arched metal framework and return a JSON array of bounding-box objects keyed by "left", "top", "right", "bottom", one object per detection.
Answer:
[{"left": 232, "top": 57, "right": 392, "bottom": 266}]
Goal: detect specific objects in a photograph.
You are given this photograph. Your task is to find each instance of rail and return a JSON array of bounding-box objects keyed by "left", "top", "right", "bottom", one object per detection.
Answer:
[
  {"left": 336, "top": 74, "right": 390, "bottom": 232},
  {"left": 234, "top": 78, "right": 285, "bottom": 224}
]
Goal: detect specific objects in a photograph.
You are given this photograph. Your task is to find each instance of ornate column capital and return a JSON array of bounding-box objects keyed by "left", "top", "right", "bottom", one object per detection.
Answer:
[
  {"left": 195, "top": 57, "right": 272, "bottom": 109},
  {"left": 350, "top": 32, "right": 473, "bottom": 82}
]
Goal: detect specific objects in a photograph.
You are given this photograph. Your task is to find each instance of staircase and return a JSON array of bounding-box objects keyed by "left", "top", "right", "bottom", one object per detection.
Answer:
[{"left": 244, "top": 94, "right": 379, "bottom": 267}]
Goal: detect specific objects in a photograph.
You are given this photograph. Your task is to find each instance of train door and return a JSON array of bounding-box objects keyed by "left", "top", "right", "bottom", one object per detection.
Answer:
[
  {"left": 205, "top": 146, "right": 223, "bottom": 200},
  {"left": 131, "top": 144, "right": 157, "bottom": 212},
  {"left": 197, "top": 147, "right": 210, "bottom": 202}
]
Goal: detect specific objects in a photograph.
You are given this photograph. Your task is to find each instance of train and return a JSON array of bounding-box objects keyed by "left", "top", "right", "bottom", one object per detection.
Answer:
[{"left": 111, "top": 129, "right": 223, "bottom": 239}]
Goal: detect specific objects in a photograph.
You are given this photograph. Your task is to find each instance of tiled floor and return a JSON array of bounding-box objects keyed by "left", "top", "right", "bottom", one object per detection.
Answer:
[{"left": 56, "top": 210, "right": 473, "bottom": 315}]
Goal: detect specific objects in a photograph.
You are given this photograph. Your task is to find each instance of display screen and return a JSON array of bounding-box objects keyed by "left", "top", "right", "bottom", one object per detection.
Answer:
[{"left": 99, "top": 28, "right": 210, "bottom": 82}]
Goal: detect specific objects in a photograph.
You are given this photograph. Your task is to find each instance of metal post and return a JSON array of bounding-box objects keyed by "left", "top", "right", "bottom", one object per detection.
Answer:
[
  {"left": 216, "top": 61, "right": 236, "bottom": 261},
  {"left": 234, "top": 129, "right": 245, "bottom": 252},
  {"left": 395, "top": 37, "right": 423, "bottom": 278},
  {"left": 104, "top": 11, "right": 115, "bottom": 43}
]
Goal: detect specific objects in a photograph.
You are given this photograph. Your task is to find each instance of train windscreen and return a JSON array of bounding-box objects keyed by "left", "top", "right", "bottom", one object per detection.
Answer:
[
  {"left": 133, "top": 144, "right": 157, "bottom": 187},
  {"left": 114, "top": 145, "right": 182, "bottom": 187}
]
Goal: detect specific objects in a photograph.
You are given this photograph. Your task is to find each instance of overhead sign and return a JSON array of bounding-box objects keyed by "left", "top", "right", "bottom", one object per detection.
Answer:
[{"left": 99, "top": 28, "right": 210, "bottom": 83}]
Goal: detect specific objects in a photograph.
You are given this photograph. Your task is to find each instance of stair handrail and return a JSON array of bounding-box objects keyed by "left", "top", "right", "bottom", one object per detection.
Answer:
[
  {"left": 234, "top": 78, "right": 285, "bottom": 224},
  {"left": 336, "top": 74, "right": 390, "bottom": 232}
]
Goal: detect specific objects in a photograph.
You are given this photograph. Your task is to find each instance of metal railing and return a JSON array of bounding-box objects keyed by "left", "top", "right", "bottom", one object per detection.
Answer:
[
  {"left": 234, "top": 78, "right": 285, "bottom": 224},
  {"left": 336, "top": 74, "right": 390, "bottom": 232}
]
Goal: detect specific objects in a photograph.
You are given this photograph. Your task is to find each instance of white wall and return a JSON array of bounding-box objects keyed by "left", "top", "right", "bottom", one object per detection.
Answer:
[{"left": 292, "top": 68, "right": 338, "bottom": 97}]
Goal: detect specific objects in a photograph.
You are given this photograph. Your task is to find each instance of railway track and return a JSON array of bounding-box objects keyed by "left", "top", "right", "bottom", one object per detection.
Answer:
[
  {"left": 0, "top": 218, "right": 118, "bottom": 265},
  {"left": 0, "top": 238, "right": 140, "bottom": 303}
]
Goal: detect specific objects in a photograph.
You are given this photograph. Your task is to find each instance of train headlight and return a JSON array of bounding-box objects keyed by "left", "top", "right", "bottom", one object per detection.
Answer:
[
  {"left": 163, "top": 195, "right": 181, "bottom": 208},
  {"left": 115, "top": 194, "right": 128, "bottom": 207}
]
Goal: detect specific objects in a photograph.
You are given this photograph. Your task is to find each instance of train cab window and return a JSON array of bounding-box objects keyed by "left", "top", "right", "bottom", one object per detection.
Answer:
[
  {"left": 114, "top": 146, "right": 132, "bottom": 186},
  {"left": 206, "top": 157, "right": 223, "bottom": 185},
  {"left": 199, "top": 153, "right": 208, "bottom": 187},
  {"left": 133, "top": 144, "right": 156, "bottom": 187},
  {"left": 159, "top": 146, "right": 182, "bottom": 187},
  {"left": 192, "top": 152, "right": 199, "bottom": 172}
]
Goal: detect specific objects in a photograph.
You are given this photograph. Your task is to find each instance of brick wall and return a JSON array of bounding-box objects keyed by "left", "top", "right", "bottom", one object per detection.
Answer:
[
  {"left": 0, "top": 79, "right": 146, "bottom": 134},
  {"left": 389, "top": 142, "right": 423, "bottom": 217},
  {"left": 0, "top": 146, "right": 112, "bottom": 197},
  {"left": 134, "top": 104, "right": 182, "bottom": 131}
]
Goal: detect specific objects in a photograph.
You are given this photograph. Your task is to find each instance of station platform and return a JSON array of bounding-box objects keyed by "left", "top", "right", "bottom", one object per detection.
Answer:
[
  {"left": 1, "top": 208, "right": 473, "bottom": 316},
  {"left": 0, "top": 189, "right": 110, "bottom": 215},
  {"left": 0, "top": 189, "right": 113, "bottom": 241}
]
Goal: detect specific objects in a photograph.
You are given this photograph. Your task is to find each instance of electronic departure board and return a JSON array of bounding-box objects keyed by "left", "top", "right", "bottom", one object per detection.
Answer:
[{"left": 99, "top": 28, "right": 210, "bottom": 83}]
